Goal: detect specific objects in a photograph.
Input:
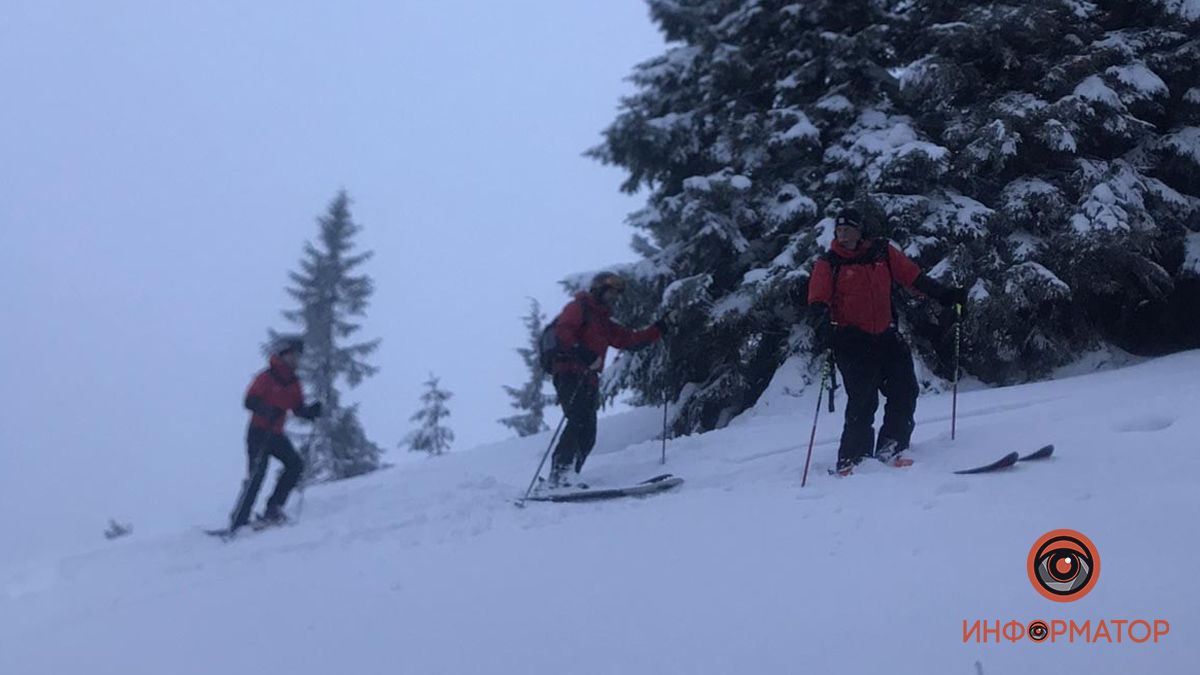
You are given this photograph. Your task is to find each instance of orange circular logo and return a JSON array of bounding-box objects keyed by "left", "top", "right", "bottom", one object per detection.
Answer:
[{"left": 1028, "top": 529, "right": 1100, "bottom": 602}]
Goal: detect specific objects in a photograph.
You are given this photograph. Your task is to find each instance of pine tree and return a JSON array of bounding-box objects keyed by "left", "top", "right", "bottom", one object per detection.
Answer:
[
  {"left": 272, "top": 190, "right": 383, "bottom": 480},
  {"left": 499, "top": 299, "right": 553, "bottom": 437},
  {"left": 405, "top": 374, "right": 454, "bottom": 456}
]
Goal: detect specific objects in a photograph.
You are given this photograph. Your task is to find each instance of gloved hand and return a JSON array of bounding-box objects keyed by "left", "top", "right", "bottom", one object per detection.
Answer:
[
  {"left": 810, "top": 303, "right": 833, "bottom": 353},
  {"left": 944, "top": 286, "right": 968, "bottom": 311},
  {"left": 298, "top": 402, "right": 322, "bottom": 420},
  {"left": 942, "top": 287, "right": 968, "bottom": 324},
  {"left": 654, "top": 310, "right": 679, "bottom": 334},
  {"left": 570, "top": 344, "right": 598, "bottom": 367}
]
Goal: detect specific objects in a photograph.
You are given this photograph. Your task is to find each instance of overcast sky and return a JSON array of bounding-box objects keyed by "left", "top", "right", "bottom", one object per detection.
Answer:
[{"left": 0, "top": 1, "right": 665, "bottom": 558}]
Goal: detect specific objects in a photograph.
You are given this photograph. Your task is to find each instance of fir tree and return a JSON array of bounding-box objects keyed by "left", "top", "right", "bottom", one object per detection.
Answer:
[
  {"left": 589, "top": 0, "right": 907, "bottom": 433},
  {"left": 272, "top": 190, "right": 383, "bottom": 480},
  {"left": 892, "top": 0, "right": 1200, "bottom": 377},
  {"left": 499, "top": 298, "right": 553, "bottom": 437},
  {"left": 405, "top": 374, "right": 454, "bottom": 456},
  {"left": 588, "top": 0, "right": 1200, "bottom": 433}
]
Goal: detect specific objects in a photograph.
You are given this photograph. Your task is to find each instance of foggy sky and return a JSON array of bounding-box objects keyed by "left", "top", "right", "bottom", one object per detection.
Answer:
[{"left": 0, "top": 1, "right": 665, "bottom": 559}]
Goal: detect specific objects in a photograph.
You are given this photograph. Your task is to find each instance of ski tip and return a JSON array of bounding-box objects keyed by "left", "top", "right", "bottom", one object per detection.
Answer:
[
  {"left": 953, "top": 451, "right": 1020, "bottom": 475},
  {"left": 1019, "top": 444, "right": 1055, "bottom": 461}
]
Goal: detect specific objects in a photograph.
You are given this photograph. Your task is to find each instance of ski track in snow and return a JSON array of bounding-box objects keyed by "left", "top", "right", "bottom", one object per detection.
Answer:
[{"left": 2, "top": 352, "right": 1199, "bottom": 674}]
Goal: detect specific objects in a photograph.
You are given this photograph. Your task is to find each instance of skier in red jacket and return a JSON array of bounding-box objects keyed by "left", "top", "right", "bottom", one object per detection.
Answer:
[
  {"left": 807, "top": 208, "right": 967, "bottom": 475},
  {"left": 229, "top": 336, "right": 322, "bottom": 532},
  {"left": 548, "top": 272, "right": 667, "bottom": 487}
]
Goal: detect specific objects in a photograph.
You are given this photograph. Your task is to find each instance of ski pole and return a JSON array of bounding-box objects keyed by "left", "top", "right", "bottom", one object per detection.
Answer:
[
  {"left": 801, "top": 351, "right": 833, "bottom": 488},
  {"left": 516, "top": 377, "right": 587, "bottom": 507},
  {"left": 661, "top": 399, "right": 669, "bottom": 466},
  {"left": 951, "top": 303, "right": 962, "bottom": 440},
  {"left": 661, "top": 337, "right": 670, "bottom": 466},
  {"left": 294, "top": 430, "right": 316, "bottom": 520},
  {"left": 827, "top": 350, "right": 838, "bottom": 413}
]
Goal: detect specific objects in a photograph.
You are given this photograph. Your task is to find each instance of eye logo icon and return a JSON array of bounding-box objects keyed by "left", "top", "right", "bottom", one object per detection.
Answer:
[{"left": 1028, "top": 529, "right": 1099, "bottom": 602}]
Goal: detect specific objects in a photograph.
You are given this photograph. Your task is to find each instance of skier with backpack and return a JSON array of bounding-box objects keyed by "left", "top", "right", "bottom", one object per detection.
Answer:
[
  {"left": 807, "top": 208, "right": 967, "bottom": 476},
  {"left": 540, "top": 272, "right": 669, "bottom": 488},
  {"left": 227, "top": 336, "right": 322, "bottom": 533}
]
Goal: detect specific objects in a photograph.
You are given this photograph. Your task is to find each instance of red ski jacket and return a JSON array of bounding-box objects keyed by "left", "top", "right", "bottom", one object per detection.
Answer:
[
  {"left": 807, "top": 239, "right": 922, "bottom": 335},
  {"left": 245, "top": 355, "right": 307, "bottom": 434},
  {"left": 553, "top": 292, "right": 662, "bottom": 377}
]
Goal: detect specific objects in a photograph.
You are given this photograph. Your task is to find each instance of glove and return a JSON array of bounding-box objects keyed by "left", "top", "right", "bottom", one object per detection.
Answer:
[
  {"left": 942, "top": 287, "right": 968, "bottom": 324},
  {"left": 569, "top": 344, "right": 598, "bottom": 367},
  {"left": 810, "top": 303, "right": 833, "bottom": 353},
  {"left": 298, "top": 402, "right": 322, "bottom": 420},
  {"left": 654, "top": 310, "right": 678, "bottom": 335},
  {"left": 944, "top": 286, "right": 968, "bottom": 310}
]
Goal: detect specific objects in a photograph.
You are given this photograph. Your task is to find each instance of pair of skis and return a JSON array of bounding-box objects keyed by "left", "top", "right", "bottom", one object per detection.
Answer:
[{"left": 953, "top": 444, "right": 1054, "bottom": 475}]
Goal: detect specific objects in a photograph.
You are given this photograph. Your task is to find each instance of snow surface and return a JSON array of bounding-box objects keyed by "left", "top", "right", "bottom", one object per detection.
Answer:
[
  {"left": 1073, "top": 75, "right": 1124, "bottom": 108},
  {"left": 4, "top": 353, "right": 1200, "bottom": 674},
  {"left": 1155, "top": 0, "right": 1200, "bottom": 21},
  {"left": 1105, "top": 63, "right": 1168, "bottom": 100},
  {"left": 1161, "top": 127, "right": 1200, "bottom": 166},
  {"left": 1184, "top": 231, "right": 1200, "bottom": 276}
]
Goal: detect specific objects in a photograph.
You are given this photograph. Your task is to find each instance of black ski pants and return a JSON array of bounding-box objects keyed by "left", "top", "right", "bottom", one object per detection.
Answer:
[
  {"left": 552, "top": 373, "right": 599, "bottom": 473},
  {"left": 230, "top": 427, "right": 304, "bottom": 529},
  {"left": 832, "top": 327, "right": 919, "bottom": 465}
]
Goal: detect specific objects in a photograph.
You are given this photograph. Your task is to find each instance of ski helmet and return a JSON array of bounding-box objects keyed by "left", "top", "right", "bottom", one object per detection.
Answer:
[
  {"left": 275, "top": 335, "right": 305, "bottom": 356},
  {"left": 589, "top": 272, "right": 626, "bottom": 295}
]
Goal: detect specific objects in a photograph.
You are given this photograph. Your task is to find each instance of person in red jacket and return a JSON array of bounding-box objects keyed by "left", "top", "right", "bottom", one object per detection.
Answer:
[
  {"left": 807, "top": 208, "right": 967, "bottom": 475},
  {"left": 549, "top": 272, "right": 667, "bottom": 487},
  {"left": 229, "top": 336, "right": 322, "bottom": 531}
]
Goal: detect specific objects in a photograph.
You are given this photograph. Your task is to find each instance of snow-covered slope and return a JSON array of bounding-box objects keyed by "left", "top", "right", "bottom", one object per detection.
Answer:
[{"left": 3, "top": 352, "right": 1198, "bottom": 674}]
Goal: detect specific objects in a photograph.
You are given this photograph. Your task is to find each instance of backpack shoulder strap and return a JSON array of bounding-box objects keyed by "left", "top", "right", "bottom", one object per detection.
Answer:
[{"left": 826, "top": 240, "right": 894, "bottom": 303}]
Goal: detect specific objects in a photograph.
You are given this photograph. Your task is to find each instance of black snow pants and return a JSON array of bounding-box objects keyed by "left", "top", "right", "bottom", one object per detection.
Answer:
[
  {"left": 229, "top": 427, "right": 304, "bottom": 529},
  {"left": 552, "top": 373, "right": 600, "bottom": 474},
  {"left": 832, "top": 327, "right": 920, "bottom": 466}
]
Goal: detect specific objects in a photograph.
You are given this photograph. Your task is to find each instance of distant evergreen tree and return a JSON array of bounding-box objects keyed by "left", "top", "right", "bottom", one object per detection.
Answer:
[
  {"left": 588, "top": 0, "right": 1200, "bottom": 433},
  {"left": 272, "top": 190, "right": 383, "bottom": 480},
  {"left": 499, "top": 299, "right": 553, "bottom": 437},
  {"left": 405, "top": 374, "right": 454, "bottom": 456}
]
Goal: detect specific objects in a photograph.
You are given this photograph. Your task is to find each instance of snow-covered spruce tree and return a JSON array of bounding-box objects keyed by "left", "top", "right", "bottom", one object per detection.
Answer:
[
  {"left": 893, "top": 0, "right": 1200, "bottom": 379},
  {"left": 499, "top": 299, "right": 553, "bottom": 437},
  {"left": 590, "top": 0, "right": 1200, "bottom": 433},
  {"left": 405, "top": 374, "right": 454, "bottom": 456},
  {"left": 272, "top": 190, "right": 383, "bottom": 480},
  {"left": 589, "top": 0, "right": 912, "bottom": 433}
]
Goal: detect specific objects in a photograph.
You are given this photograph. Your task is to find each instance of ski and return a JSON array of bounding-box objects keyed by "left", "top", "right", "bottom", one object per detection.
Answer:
[
  {"left": 203, "top": 516, "right": 290, "bottom": 541},
  {"left": 954, "top": 451, "right": 1020, "bottom": 475},
  {"left": 203, "top": 527, "right": 237, "bottom": 541},
  {"left": 522, "top": 473, "right": 683, "bottom": 503},
  {"left": 1019, "top": 444, "right": 1055, "bottom": 461}
]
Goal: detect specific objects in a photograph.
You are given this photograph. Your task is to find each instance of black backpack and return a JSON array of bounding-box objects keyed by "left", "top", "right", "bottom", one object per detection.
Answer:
[{"left": 538, "top": 300, "right": 590, "bottom": 373}]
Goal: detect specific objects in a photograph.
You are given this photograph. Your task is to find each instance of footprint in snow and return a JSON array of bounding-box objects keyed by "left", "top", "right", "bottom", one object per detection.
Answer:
[
  {"left": 1112, "top": 415, "right": 1176, "bottom": 433},
  {"left": 934, "top": 481, "right": 970, "bottom": 496}
]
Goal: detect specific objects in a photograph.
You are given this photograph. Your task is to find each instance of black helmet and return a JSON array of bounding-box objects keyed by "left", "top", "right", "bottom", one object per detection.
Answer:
[
  {"left": 275, "top": 335, "right": 305, "bottom": 356},
  {"left": 835, "top": 206, "right": 864, "bottom": 230},
  {"left": 589, "top": 272, "right": 627, "bottom": 295}
]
